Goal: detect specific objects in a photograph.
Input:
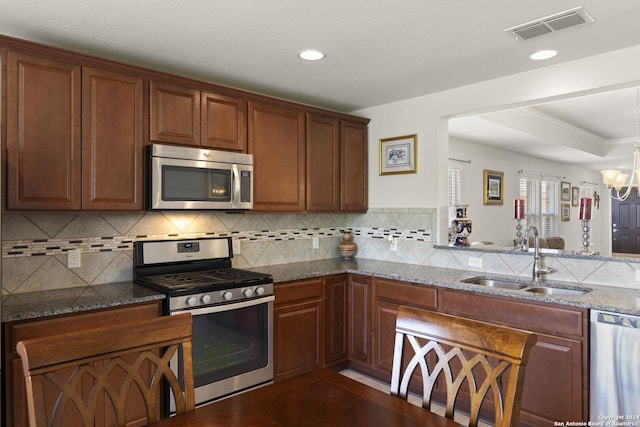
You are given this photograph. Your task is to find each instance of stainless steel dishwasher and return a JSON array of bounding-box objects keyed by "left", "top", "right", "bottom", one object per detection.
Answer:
[{"left": 590, "top": 309, "right": 640, "bottom": 418}]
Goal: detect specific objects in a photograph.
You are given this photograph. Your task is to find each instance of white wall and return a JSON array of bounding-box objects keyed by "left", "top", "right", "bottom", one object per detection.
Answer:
[
  {"left": 353, "top": 44, "right": 640, "bottom": 247},
  {"left": 449, "top": 137, "right": 603, "bottom": 252}
]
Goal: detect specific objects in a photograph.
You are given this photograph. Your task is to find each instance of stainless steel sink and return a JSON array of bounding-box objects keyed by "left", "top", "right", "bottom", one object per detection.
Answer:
[
  {"left": 461, "top": 277, "right": 528, "bottom": 290},
  {"left": 461, "top": 276, "right": 592, "bottom": 296},
  {"left": 525, "top": 287, "right": 591, "bottom": 296}
]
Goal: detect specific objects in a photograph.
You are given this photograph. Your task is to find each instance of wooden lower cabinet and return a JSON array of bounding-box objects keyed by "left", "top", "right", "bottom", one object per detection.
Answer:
[
  {"left": 273, "top": 274, "right": 588, "bottom": 425},
  {"left": 2, "top": 301, "right": 163, "bottom": 427},
  {"left": 325, "top": 275, "right": 348, "bottom": 366},
  {"left": 438, "top": 288, "right": 588, "bottom": 425},
  {"left": 372, "top": 278, "right": 438, "bottom": 378},
  {"left": 348, "top": 275, "right": 372, "bottom": 368},
  {"left": 273, "top": 278, "right": 325, "bottom": 381}
]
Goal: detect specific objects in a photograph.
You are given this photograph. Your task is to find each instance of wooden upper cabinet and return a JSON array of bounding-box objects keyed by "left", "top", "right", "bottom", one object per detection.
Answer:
[
  {"left": 340, "top": 120, "right": 368, "bottom": 212},
  {"left": 149, "top": 81, "right": 201, "bottom": 146},
  {"left": 249, "top": 101, "right": 306, "bottom": 211},
  {"left": 82, "top": 67, "right": 143, "bottom": 210},
  {"left": 6, "top": 50, "right": 82, "bottom": 210},
  {"left": 307, "top": 114, "right": 340, "bottom": 211},
  {"left": 201, "top": 92, "right": 247, "bottom": 151},
  {"left": 148, "top": 81, "right": 247, "bottom": 151}
]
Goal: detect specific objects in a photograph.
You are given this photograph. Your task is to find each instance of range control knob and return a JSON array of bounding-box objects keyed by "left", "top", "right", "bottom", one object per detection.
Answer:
[
  {"left": 201, "top": 294, "right": 211, "bottom": 304},
  {"left": 222, "top": 291, "right": 233, "bottom": 301},
  {"left": 243, "top": 288, "right": 254, "bottom": 298},
  {"left": 255, "top": 287, "right": 265, "bottom": 296},
  {"left": 185, "top": 296, "right": 197, "bottom": 306}
]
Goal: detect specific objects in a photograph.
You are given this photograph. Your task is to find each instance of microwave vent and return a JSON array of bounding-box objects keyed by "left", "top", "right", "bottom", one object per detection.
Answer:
[{"left": 505, "top": 6, "right": 594, "bottom": 41}]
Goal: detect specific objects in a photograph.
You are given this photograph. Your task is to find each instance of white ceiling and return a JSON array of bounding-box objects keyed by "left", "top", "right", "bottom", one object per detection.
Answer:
[
  {"left": 449, "top": 86, "right": 640, "bottom": 173},
  {"left": 3, "top": 1, "right": 640, "bottom": 170}
]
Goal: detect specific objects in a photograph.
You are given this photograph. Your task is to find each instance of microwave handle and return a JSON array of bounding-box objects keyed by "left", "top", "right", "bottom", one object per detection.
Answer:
[{"left": 232, "top": 164, "right": 240, "bottom": 206}]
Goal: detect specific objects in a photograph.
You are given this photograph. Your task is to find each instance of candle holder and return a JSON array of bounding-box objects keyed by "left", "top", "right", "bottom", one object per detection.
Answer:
[
  {"left": 513, "top": 199, "right": 525, "bottom": 249},
  {"left": 513, "top": 219, "right": 523, "bottom": 249},
  {"left": 579, "top": 219, "right": 595, "bottom": 255}
]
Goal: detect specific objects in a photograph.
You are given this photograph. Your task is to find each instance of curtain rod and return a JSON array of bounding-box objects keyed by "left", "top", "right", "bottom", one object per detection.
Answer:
[
  {"left": 581, "top": 180, "right": 600, "bottom": 186},
  {"left": 449, "top": 157, "right": 471, "bottom": 164},
  {"left": 518, "top": 169, "right": 566, "bottom": 180}
]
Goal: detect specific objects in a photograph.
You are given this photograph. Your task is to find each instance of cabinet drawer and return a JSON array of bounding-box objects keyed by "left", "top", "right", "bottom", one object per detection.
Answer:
[
  {"left": 274, "top": 278, "right": 324, "bottom": 306},
  {"left": 375, "top": 278, "right": 437, "bottom": 309},
  {"left": 439, "top": 289, "right": 585, "bottom": 337}
]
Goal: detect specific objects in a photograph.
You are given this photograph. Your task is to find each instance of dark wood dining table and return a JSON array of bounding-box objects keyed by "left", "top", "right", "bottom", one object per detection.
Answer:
[{"left": 147, "top": 368, "right": 462, "bottom": 426}]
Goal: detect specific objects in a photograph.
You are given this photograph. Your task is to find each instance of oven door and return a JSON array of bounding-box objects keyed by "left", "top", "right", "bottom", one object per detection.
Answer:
[{"left": 171, "top": 295, "right": 274, "bottom": 408}]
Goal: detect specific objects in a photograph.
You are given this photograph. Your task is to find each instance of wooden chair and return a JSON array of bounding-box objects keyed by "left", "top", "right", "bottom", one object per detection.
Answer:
[
  {"left": 390, "top": 306, "right": 537, "bottom": 427},
  {"left": 16, "top": 313, "right": 195, "bottom": 427}
]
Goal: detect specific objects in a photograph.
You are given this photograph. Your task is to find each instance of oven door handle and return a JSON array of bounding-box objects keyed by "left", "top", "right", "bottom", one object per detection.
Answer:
[{"left": 175, "top": 295, "right": 275, "bottom": 316}]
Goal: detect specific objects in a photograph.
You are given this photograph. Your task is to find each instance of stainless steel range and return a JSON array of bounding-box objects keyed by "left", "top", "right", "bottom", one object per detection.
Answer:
[{"left": 133, "top": 237, "right": 274, "bottom": 407}]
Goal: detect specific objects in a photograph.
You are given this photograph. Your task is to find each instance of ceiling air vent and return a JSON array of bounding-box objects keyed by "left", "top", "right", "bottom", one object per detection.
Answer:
[{"left": 505, "top": 6, "right": 594, "bottom": 41}]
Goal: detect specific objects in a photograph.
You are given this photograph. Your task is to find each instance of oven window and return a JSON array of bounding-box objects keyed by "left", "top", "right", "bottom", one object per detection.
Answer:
[
  {"left": 162, "top": 165, "right": 231, "bottom": 202},
  {"left": 190, "top": 303, "right": 269, "bottom": 387}
]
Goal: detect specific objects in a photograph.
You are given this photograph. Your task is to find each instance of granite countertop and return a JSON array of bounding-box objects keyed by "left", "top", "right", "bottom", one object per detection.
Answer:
[
  {"left": 4, "top": 258, "right": 640, "bottom": 323},
  {"left": 1, "top": 282, "right": 165, "bottom": 322},
  {"left": 254, "top": 258, "right": 640, "bottom": 317}
]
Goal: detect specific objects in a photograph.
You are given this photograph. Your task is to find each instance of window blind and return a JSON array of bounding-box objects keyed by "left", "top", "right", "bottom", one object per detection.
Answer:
[
  {"left": 519, "top": 176, "right": 559, "bottom": 237},
  {"left": 448, "top": 165, "right": 462, "bottom": 206}
]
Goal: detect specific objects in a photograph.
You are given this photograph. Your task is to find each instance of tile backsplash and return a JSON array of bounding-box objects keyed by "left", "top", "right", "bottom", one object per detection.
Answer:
[
  {"left": 1, "top": 208, "right": 436, "bottom": 294},
  {"left": 4, "top": 207, "right": 639, "bottom": 295}
]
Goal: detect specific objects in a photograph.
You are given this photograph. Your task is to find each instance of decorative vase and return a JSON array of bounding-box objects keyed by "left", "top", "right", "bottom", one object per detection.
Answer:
[
  {"left": 451, "top": 205, "right": 472, "bottom": 247},
  {"left": 338, "top": 230, "right": 358, "bottom": 259}
]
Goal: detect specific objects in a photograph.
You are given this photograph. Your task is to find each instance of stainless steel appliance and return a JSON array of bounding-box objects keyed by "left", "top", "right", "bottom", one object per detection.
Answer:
[
  {"left": 590, "top": 309, "right": 640, "bottom": 418},
  {"left": 149, "top": 144, "right": 253, "bottom": 210},
  {"left": 133, "top": 237, "right": 273, "bottom": 407}
]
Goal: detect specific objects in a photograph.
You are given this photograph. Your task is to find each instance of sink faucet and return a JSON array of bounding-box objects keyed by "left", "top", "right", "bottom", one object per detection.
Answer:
[{"left": 522, "top": 225, "right": 554, "bottom": 281}]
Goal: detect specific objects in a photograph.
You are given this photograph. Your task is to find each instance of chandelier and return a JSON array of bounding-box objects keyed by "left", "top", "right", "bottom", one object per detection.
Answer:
[{"left": 600, "top": 88, "right": 640, "bottom": 201}]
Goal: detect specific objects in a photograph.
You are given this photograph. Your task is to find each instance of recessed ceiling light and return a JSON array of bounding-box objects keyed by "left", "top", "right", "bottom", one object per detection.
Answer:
[
  {"left": 530, "top": 49, "right": 558, "bottom": 60},
  {"left": 299, "top": 49, "right": 325, "bottom": 61}
]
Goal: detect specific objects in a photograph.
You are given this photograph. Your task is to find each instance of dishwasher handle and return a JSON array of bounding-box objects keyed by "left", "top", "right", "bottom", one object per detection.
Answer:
[{"left": 594, "top": 310, "right": 640, "bottom": 329}]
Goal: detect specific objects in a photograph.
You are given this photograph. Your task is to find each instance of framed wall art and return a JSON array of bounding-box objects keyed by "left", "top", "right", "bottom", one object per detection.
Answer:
[
  {"left": 561, "top": 181, "right": 571, "bottom": 201},
  {"left": 561, "top": 203, "right": 571, "bottom": 221},
  {"left": 379, "top": 134, "right": 417, "bottom": 175},
  {"left": 483, "top": 170, "right": 504, "bottom": 205},
  {"left": 572, "top": 187, "right": 580, "bottom": 206}
]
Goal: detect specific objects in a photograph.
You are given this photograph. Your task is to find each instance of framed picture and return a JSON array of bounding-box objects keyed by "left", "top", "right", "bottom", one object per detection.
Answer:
[
  {"left": 483, "top": 170, "right": 504, "bottom": 205},
  {"left": 561, "top": 203, "right": 571, "bottom": 221},
  {"left": 379, "top": 134, "right": 417, "bottom": 175},
  {"left": 561, "top": 181, "right": 571, "bottom": 201},
  {"left": 572, "top": 187, "right": 580, "bottom": 206}
]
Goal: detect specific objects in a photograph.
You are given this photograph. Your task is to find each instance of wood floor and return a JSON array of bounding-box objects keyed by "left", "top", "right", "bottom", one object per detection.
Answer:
[{"left": 340, "top": 369, "right": 492, "bottom": 427}]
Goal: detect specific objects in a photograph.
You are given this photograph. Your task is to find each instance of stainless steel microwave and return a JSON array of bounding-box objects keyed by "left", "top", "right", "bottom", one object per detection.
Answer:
[{"left": 149, "top": 144, "right": 253, "bottom": 210}]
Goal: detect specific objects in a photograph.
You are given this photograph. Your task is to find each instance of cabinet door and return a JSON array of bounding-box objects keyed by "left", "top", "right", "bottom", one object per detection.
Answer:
[
  {"left": 6, "top": 50, "right": 82, "bottom": 209},
  {"left": 82, "top": 67, "right": 143, "bottom": 210},
  {"left": 340, "top": 120, "right": 368, "bottom": 212},
  {"left": 519, "top": 334, "right": 585, "bottom": 426},
  {"left": 149, "top": 81, "right": 201, "bottom": 146},
  {"left": 273, "top": 279, "right": 324, "bottom": 381},
  {"left": 372, "top": 279, "right": 438, "bottom": 379},
  {"left": 325, "top": 275, "right": 348, "bottom": 365},
  {"left": 248, "top": 102, "right": 306, "bottom": 211},
  {"left": 307, "top": 114, "right": 340, "bottom": 211},
  {"left": 348, "top": 275, "right": 372, "bottom": 365},
  {"left": 201, "top": 92, "right": 247, "bottom": 151}
]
